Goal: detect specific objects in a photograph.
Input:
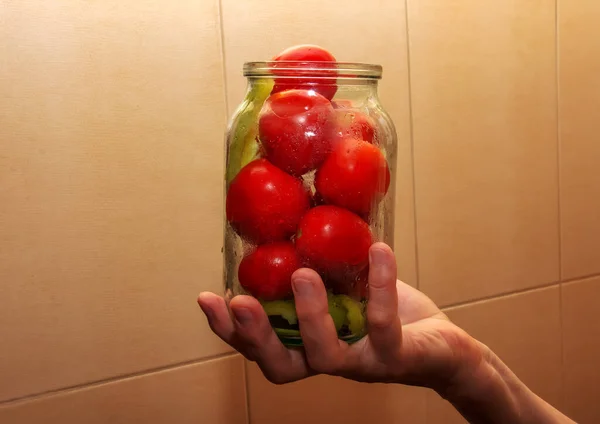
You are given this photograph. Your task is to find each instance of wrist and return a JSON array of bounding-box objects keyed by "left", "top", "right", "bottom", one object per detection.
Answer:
[
  {"left": 437, "top": 340, "right": 573, "bottom": 424},
  {"left": 437, "top": 341, "right": 524, "bottom": 424}
]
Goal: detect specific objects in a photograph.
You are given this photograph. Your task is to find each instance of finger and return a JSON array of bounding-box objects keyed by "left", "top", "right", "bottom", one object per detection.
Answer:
[
  {"left": 367, "top": 243, "right": 403, "bottom": 356},
  {"left": 230, "top": 295, "right": 309, "bottom": 384},
  {"left": 198, "top": 292, "right": 236, "bottom": 346},
  {"left": 292, "top": 268, "right": 347, "bottom": 374}
]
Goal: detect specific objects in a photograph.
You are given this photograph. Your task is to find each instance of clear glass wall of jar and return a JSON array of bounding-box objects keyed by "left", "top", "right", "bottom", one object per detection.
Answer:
[{"left": 223, "top": 61, "right": 397, "bottom": 346}]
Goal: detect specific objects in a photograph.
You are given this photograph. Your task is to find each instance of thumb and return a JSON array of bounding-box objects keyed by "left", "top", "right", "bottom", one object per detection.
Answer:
[{"left": 366, "top": 243, "right": 403, "bottom": 357}]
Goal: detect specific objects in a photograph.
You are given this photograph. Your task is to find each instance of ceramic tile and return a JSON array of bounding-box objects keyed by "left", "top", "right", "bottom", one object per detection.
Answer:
[
  {"left": 407, "top": 0, "right": 559, "bottom": 305},
  {"left": 0, "top": 355, "right": 247, "bottom": 424},
  {"left": 558, "top": 0, "right": 600, "bottom": 280},
  {"left": 426, "top": 286, "right": 562, "bottom": 422},
  {"left": 220, "top": 0, "right": 417, "bottom": 285},
  {"left": 0, "top": 0, "right": 229, "bottom": 401},
  {"left": 562, "top": 276, "right": 600, "bottom": 423},
  {"left": 246, "top": 362, "right": 426, "bottom": 424}
]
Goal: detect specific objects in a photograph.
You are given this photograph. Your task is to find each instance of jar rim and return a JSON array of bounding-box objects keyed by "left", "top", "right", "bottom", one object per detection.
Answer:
[{"left": 243, "top": 61, "right": 382, "bottom": 79}]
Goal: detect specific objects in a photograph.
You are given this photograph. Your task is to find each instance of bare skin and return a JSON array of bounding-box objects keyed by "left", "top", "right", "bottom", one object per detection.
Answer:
[{"left": 198, "top": 243, "right": 575, "bottom": 424}]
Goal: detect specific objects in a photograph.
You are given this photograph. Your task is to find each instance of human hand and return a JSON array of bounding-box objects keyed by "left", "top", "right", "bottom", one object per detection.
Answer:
[{"left": 197, "top": 242, "right": 484, "bottom": 391}]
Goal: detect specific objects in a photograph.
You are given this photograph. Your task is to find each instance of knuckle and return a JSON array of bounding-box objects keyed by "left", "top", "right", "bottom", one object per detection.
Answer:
[
  {"left": 368, "top": 279, "right": 389, "bottom": 294},
  {"left": 367, "top": 308, "right": 396, "bottom": 329},
  {"left": 438, "top": 325, "right": 483, "bottom": 365}
]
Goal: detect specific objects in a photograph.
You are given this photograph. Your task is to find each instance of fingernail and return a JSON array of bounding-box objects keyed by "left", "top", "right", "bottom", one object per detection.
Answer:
[
  {"left": 233, "top": 307, "right": 253, "bottom": 325},
  {"left": 292, "top": 278, "right": 313, "bottom": 297},
  {"left": 369, "top": 247, "right": 387, "bottom": 266}
]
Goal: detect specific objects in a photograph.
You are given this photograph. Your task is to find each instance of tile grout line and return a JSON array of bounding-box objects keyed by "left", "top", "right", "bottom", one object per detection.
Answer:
[
  {"left": 0, "top": 351, "right": 239, "bottom": 408},
  {"left": 242, "top": 359, "right": 252, "bottom": 424},
  {"left": 560, "top": 271, "right": 600, "bottom": 285},
  {"left": 403, "top": 0, "right": 421, "bottom": 291},
  {"left": 554, "top": 0, "right": 563, "bottom": 285},
  {"left": 554, "top": 0, "right": 567, "bottom": 410},
  {"left": 559, "top": 283, "right": 566, "bottom": 410},
  {"left": 216, "top": 1, "right": 249, "bottom": 422},
  {"left": 217, "top": 0, "right": 230, "bottom": 118},
  {"left": 441, "top": 281, "right": 562, "bottom": 311},
  {"left": 440, "top": 271, "right": 600, "bottom": 312}
]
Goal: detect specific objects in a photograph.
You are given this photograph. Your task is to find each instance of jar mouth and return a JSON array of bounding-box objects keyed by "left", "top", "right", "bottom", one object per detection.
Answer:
[{"left": 243, "top": 61, "right": 382, "bottom": 80}]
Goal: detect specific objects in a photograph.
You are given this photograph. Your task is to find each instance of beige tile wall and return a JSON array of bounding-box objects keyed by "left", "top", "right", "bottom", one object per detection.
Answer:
[
  {"left": 0, "top": 0, "right": 232, "bottom": 405},
  {"left": 247, "top": 362, "right": 428, "bottom": 424},
  {"left": 559, "top": 0, "right": 600, "bottom": 280},
  {"left": 1, "top": 0, "right": 599, "bottom": 423},
  {"left": 0, "top": 355, "right": 247, "bottom": 424},
  {"left": 562, "top": 277, "right": 600, "bottom": 424},
  {"left": 408, "top": 0, "right": 559, "bottom": 307}
]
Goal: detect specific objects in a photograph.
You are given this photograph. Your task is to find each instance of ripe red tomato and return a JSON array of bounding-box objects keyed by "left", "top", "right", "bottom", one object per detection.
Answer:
[
  {"left": 226, "top": 158, "right": 310, "bottom": 244},
  {"left": 352, "top": 268, "right": 369, "bottom": 299},
  {"left": 238, "top": 242, "right": 300, "bottom": 300},
  {"left": 259, "top": 89, "right": 335, "bottom": 176},
  {"left": 272, "top": 44, "right": 336, "bottom": 62},
  {"left": 271, "top": 44, "right": 337, "bottom": 100},
  {"left": 332, "top": 109, "right": 377, "bottom": 144},
  {"left": 329, "top": 267, "right": 369, "bottom": 299},
  {"left": 295, "top": 205, "right": 372, "bottom": 279},
  {"left": 315, "top": 138, "right": 390, "bottom": 217}
]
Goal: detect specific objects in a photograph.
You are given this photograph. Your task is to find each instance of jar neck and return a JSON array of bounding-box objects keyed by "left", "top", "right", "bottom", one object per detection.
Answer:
[
  {"left": 246, "top": 77, "right": 380, "bottom": 105},
  {"left": 243, "top": 61, "right": 382, "bottom": 105}
]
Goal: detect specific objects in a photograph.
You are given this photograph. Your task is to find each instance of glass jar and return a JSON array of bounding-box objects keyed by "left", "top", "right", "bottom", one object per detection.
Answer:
[{"left": 223, "top": 61, "right": 397, "bottom": 346}]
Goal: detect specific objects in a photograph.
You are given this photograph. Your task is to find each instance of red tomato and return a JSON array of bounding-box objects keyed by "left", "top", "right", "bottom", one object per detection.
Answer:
[
  {"left": 226, "top": 159, "right": 310, "bottom": 244},
  {"left": 259, "top": 89, "right": 335, "bottom": 176},
  {"left": 295, "top": 205, "right": 372, "bottom": 279},
  {"left": 238, "top": 242, "right": 300, "bottom": 300},
  {"left": 272, "top": 44, "right": 336, "bottom": 62},
  {"left": 271, "top": 44, "right": 337, "bottom": 100},
  {"left": 332, "top": 109, "right": 377, "bottom": 144},
  {"left": 353, "top": 268, "right": 369, "bottom": 299},
  {"left": 315, "top": 138, "right": 390, "bottom": 217},
  {"left": 330, "top": 267, "right": 369, "bottom": 299}
]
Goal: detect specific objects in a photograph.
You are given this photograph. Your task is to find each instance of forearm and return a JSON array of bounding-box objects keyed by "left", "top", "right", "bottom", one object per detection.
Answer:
[{"left": 440, "top": 343, "right": 575, "bottom": 424}]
